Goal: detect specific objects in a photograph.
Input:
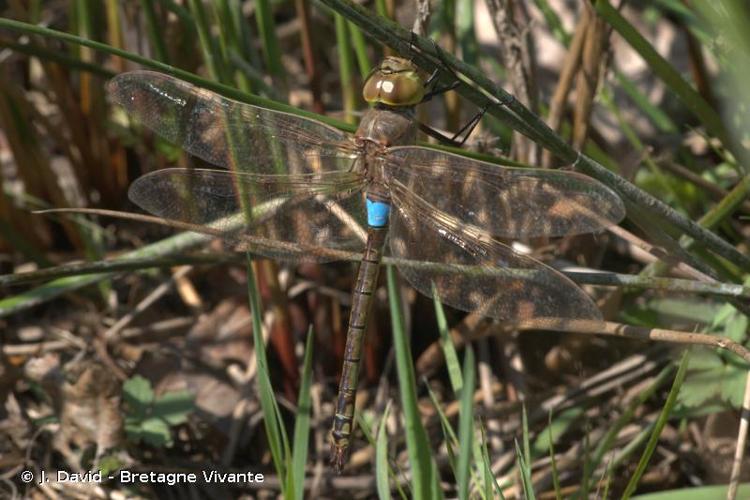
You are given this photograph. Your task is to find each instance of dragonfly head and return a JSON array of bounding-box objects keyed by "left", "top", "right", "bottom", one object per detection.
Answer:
[{"left": 362, "top": 57, "right": 424, "bottom": 107}]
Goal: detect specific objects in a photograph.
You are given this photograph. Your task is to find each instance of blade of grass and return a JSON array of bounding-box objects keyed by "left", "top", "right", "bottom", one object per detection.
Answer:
[
  {"left": 620, "top": 350, "right": 691, "bottom": 499},
  {"left": 426, "top": 376, "right": 490, "bottom": 499},
  {"left": 335, "top": 13, "right": 357, "bottom": 124},
  {"left": 387, "top": 265, "right": 443, "bottom": 500},
  {"left": 613, "top": 69, "right": 677, "bottom": 134},
  {"left": 254, "top": 0, "right": 286, "bottom": 85},
  {"left": 455, "top": 0, "right": 477, "bottom": 65},
  {"left": 547, "top": 412, "right": 563, "bottom": 500},
  {"left": 376, "top": 401, "right": 393, "bottom": 500},
  {"left": 290, "top": 326, "right": 314, "bottom": 500},
  {"left": 479, "top": 428, "right": 505, "bottom": 499},
  {"left": 155, "top": 0, "right": 194, "bottom": 25},
  {"left": 531, "top": 406, "right": 584, "bottom": 458},
  {"left": 140, "top": 0, "right": 169, "bottom": 63},
  {"left": 456, "top": 345, "right": 475, "bottom": 500},
  {"left": 531, "top": 0, "right": 571, "bottom": 46},
  {"left": 579, "top": 361, "right": 677, "bottom": 497},
  {"left": 432, "top": 286, "right": 463, "bottom": 392},
  {"left": 522, "top": 403, "right": 531, "bottom": 471},
  {"left": 630, "top": 483, "right": 750, "bottom": 500},
  {"left": 348, "top": 21, "right": 371, "bottom": 78},
  {"left": 246, "top": 255, "right": 291, "bottom": 495},
  {"left": 187, "top": 0, "right": 226, "bottom": 81},
  {"left": 515, "top": 437, "right": 536, "bottom": 500}
]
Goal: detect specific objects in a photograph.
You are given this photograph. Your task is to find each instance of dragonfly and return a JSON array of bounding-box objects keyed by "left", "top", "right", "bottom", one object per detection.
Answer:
[{"left": 108, "top": 57, "right": 625, "bottom": 471}]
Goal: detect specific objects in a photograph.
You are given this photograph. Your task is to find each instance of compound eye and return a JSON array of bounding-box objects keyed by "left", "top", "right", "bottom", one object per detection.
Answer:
[{"left": 362, "top": 58, "right": 424, "bottom": 106}]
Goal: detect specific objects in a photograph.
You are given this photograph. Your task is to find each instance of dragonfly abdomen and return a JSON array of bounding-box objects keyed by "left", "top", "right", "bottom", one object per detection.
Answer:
[{"left": 330, "top": 195, "right": 391, "bottom": 471}]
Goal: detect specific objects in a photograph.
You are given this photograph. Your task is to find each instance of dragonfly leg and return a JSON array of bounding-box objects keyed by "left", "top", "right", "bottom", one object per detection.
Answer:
[
  {"left": 330, "top": 223, "right": 388, "bottom": 472},
  {"left": 416, "top": 102, "right": 489, "bottom": 147},
  {"left": 411, "top": 31, "right": 518, "bottom": 122},
  {"left": 407, "top": 35, "right": 489, "bottom": 146},
  {"left": 450, "top": 102, "right": 491, "bottom": 146}
]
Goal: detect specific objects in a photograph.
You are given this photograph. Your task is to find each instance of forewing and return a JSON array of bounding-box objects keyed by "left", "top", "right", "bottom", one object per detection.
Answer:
[
  {"left": 129, "top": 168, "right": 367, "bottom": 262},
  {"left": 385, "top": 147, "right": 625, "bottom": 239},
  {"left": 388, "top": 180, "right": 603, "bottom": 321},
  {"left": 108, "top": 71, "right": 355, "bottom": 175}
]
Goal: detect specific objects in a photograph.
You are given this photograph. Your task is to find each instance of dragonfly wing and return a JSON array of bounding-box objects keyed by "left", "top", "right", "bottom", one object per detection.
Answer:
[
  {"left": 388, "top": 180, "right": 603, "bottom": 321},
  {"left": 385, "top": 147, "right": 625, "bottom": 238},
  {"left": 109, "top": 71, "right": 355, "bottom": 174},
  {"left": 129, "top": 168, "right": 367, "bottom": 262}
]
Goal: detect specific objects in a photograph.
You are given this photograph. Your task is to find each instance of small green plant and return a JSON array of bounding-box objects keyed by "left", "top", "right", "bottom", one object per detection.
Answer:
[
  {"left": 677, "top": 294, "right": 750, "bottom": 411},
  {"left": 122, "top": 375, "right": 194, "bottom": 447}
]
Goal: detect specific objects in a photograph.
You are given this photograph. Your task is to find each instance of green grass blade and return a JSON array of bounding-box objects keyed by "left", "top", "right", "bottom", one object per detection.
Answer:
[
  {"left": 155, "top": 0, "right": 194, "bottom": 25},
  {"left": 335, "top": 13, "right": 357, "bottom": 123},
  {"left": 290, "top": 326, "right": 314, "bottom": 500},
  {"left": 254, "top": 0, "right": 285, "bottom": 83},
  {"left": 456, "top": 345, "right": 475, "bottom": 500},
  {"left": 376, "top": 401, "right": 393, "bottom": 500},
  {"left": 522, "top": 404, "right": 531, "bottom": 472},
  {"left": 581, "top": 362, "right": 676, "bottom": 497},
  {"left": 246, "top": 256, "right": 290, "bottom": 495},
  {"left": 613, "top": 69, "right": 677, "bottom": 133},
  {"left": 531, "top": 0, "right": 571, "bottom": 45},
  {"left": 187, "top": 0, "right": 226, "bottom": 81},
  {"left": 455, "top": 0, "right": 477, "bottom": 65},
  {"left": 621, "top": 351, "right": 691, "bottom": 499},
  {"left": 547, "top": 412, "right": 562, "bottom": 500},
  {"left": 631, "top": 483, "right": 750, "bottom": 499},
  {"left": 348, "top": 21, "right": 371, "bottom": 78},
  {"left": 139, "top": 0, "right": 170, "bottom": 63},
  {"left": 432, "top": 286, "right": 463, "bottom": 392},
  {"left": 480, "top": 429, "right": 505, "bottom": 499},
  {"left": 387, "top": 266, "right": 443, "bottom": 500},
  {"left": 425, "top": 381, "right": 459, "bottom": 463},
  {"left": 531, "top": 406, "right": 584, "bottom": 458},
  {"left": 515, "top": 438, "right": 536, "bottom": 500}
]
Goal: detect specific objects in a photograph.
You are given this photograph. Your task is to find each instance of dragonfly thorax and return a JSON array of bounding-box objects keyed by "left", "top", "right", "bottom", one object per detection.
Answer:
[
  {"left": 355, "top": 105, "right": 417, "bottom": 147},
  {"left": 353, "top": 105, "right": 416, "bottom": 200}
]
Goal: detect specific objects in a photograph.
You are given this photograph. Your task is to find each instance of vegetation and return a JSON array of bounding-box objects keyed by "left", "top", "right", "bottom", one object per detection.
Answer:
[{"left": 0, "top": 0, "right": 748, "bottom": 498}]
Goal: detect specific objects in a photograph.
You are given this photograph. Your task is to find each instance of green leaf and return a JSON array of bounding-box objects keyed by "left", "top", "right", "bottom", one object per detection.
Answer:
[
  {"left": 97, "top": 453, "right": 124, "bottom": 476},
  {"left": 139, "top": 417, "right": 173, "bottom": 447},
  {"left": 721, "top": 365, "right": 748, "bottom": 407},
  {"left": 123, "top": 375, "right": 154, "bottom": 409},
  {"left": 680, "top": 348, "right": 749, "bottom": 410},
  {"left": 678, "top": 353, "right": 725, "bottom": 409},
  {"left": 152, "top": 390, "right": 195, "bottom": 426}
]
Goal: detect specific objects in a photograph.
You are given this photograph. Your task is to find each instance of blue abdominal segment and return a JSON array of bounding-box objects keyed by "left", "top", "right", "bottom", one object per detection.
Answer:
[{"left": 366, "top": 198, "right": 391, "bottom": 227}]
